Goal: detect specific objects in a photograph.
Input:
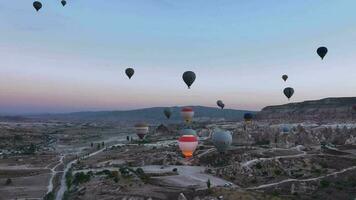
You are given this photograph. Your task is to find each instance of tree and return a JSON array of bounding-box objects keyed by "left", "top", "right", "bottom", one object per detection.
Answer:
[
  {"left": 26, "top": 143, "right": 36, "bottom": 154},
  {"left": 5, "top": 178, "right": 12, "bottom": 185},
  {"left": 206, "top": 179, "right": 211, "bottom": 189},
  {"left": 102, "top": 142, "right": 105, "bottom": 147},
  {"left": 90, "top": 142, "right": 93, "bottom": 148},
  {"left": 44, "top": 192, "right": 55, "bottom": 200},
  {"left": 97, "top": 143, "right": 101, "bottom": 150}
]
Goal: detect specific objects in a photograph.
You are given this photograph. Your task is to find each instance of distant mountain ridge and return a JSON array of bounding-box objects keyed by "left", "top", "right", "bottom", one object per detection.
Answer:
[
  {"left": 29, "top": 106, "right": 254, "bottom": 123},
  {"left": 257, "top": 97, "right": 356, "bottom": 123}
]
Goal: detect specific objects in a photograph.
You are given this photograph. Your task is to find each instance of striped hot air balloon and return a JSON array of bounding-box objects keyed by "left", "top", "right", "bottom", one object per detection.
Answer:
[
  {"left": 181, "top": 107, "right": 194, "bottom": 123},
  {"left": 134, "top": 122, "right": 149, "bottom": 140},
  {"left": 178, "top": 134, "right": 198, "bottom": 158}
]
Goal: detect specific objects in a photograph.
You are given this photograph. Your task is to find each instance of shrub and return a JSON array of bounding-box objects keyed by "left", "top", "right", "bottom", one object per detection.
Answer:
[
  {"left": 5, "top": 178, "right": 12, "bottom": 185},
  {"left": 320, "top": 180, "right": 330, "bottom": 188}
]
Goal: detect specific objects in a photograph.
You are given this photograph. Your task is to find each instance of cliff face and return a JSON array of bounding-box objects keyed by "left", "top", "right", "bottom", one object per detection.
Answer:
[{"left": 257, "top": 97, "right": 356, "bottom": 123}]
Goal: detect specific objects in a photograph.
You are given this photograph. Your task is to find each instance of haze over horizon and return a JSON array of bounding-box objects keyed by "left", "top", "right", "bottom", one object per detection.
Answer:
[{"left": 1, "top": 0, "right": 356, "bottom": 114}]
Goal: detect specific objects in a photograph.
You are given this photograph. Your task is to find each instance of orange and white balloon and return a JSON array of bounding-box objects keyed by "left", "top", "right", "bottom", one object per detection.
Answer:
[
  {"left": 181, "top": 107, "right": 194, "bottom": 123},
  {"left": 178, "top": 134, "right": 198, "bottom": 158}
]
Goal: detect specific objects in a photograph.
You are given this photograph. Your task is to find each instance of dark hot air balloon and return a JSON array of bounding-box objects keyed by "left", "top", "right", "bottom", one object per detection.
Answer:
[
  {"left": 125, "top": 68, "right": 134, "bottom": 79},
  {"left": 182, "top": 71, "right": 196, "bottom": 89},
  {"left": 317, "top": 47, "right": 328, "bottom": 60},
  {"left": 163, "top": 108, "right": 172, "bottom": 119},
  {"left": 244, "top": 113, "right": 253, "bottom": 123},
  {"left": 217, "top": 100, "right": 225, "bottom": 109},
  {"left": 282, "top": 75, "right": 288, "bottom": 82},
  {"left": 61, "top": 0, "right": 67, "bottom": 7},
  {"left": 33, "top": 1, "right": 42, "bottom": 11},
  {"left": 283, "top": 87, "right": 294, "bottom": 100}
]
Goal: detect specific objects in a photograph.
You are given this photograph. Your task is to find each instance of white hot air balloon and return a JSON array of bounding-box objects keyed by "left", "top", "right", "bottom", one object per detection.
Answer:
[
  {"left": 181, "top": 107, "right": 194, "bottom": 123},
  {"left": 178, "top": 134, "right": 198, "bottom": 158}
]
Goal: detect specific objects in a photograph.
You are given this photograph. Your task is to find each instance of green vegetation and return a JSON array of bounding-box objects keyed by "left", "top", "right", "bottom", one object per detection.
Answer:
[
  {"left": 207, "top": 179, "right": 211, "bottom": 189},
  {"left": 65, "top": 170, "right": 73, "bottom": 189},
  {"left": 273, "top": 169, "right": 282, "bottom": 176},
  {"left": 5, "top": 178, "right": 12, "bottom": 185},
  {"left": 255, "top": 163, "right": 262, "bottom": 169},
  {"left": 44, "top": 191, "right": 55, "bottom": 200},
  {"left": 320, "top": 180, "right": 330, "bottom": 188},
  {"left": 73, "top": 172, "right": 91, "bottom": 185}
]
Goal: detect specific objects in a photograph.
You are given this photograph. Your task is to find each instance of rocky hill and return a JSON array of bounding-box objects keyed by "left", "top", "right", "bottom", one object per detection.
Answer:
[
  {"left": 29, "top": 106, "right": 254, "bottom": 124},
  {"left": 257, "top": 97, "right": 356, "bottom": 123}
]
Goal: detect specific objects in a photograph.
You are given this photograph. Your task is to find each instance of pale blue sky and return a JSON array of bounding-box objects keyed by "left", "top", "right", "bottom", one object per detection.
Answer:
[{"left": 1, "top": 0, "right": 356, "bottom": 113}]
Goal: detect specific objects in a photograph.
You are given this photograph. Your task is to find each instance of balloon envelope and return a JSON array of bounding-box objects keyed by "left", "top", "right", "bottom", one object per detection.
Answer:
[
  {"left": 61, "top": 0, "right": 67, "bottom": 6},
  {"left": 217, "top": 100, "right": 225, "bottom": 109},
  {"left": 317, "top": 47, "right": 328, "bottom": 60},
  {"left": 212, "top": 131, "right": 232, "bottom": 153},
  {"left": 33, "top": 1, "right": 42, "bottom": 11},
  {"left": 125, "top": 68, "right": 134, "bottom": 79},
  {"left": 244, "top": 113, "right": 253, "bottom": 122},
  {"left": 134, "top": 122, "right": 149, "bottom": 139},
  {"left": 179, "top": 129, "right": 197, "bottom": 136},
  {"left": 282, "top": 75, "right": 288, "bottom": 82},
  {"left": 163, "top": 108, "right": 172, "bottom": 119},
  {"left": 178, "top": 135, "right": 198, "bottom": 158},
  {"left": 181, "top": 107, "right": 194, "bottom": 123},
  {"left": 182, "top": 71, "right": 196, "bottom": 89},
  {"left": 280, "top": 124, "right": 291, "bottom": 133},
  {"left": 283, "top": 87, "right": 294, "bottom": 100}
]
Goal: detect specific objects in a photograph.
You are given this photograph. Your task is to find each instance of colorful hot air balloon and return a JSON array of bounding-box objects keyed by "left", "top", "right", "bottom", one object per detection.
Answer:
[
  {"left": 179, "top": 128, "right": 197, "bottom": 136},
  {"left": 212, "top": 130, "right": 232, "bottom": 153},
  {"left": 61, "top": 0, "right": 67, "bottom": 7},
  {"left": 244, "top": 113, "right": 253, "bottom": 123},
  {"left": 181, "top": 107, "right": 194, "bottom": 123},
  {"left": 134, "top": 122, "right": 149, "bottom": 139},
  {"left": 217, "top": 100, "right": 225, "bottom": 109},
  {"left": 182, "top": 71, "right": 196, "bottom": 89},
  {"left": 163, "top": 108, "right": 172, "bottom": 119},
  {"left": 283, "top": 87, "right": 294, "bottom": 100},
  {"left": 33, "top": 1, "right": 42, "bottom": 11},
  {"left": 125, "top": 68, "right": 134, "bottom": 79},
  {"left": 178, "top": 134, "right": 198, "bottom": 158},
  {"left": 317, "top": 47, "right": 328, "bottom": 60},
  {"left": 282, "top": 75, "right": 288, "bottom": 82}
]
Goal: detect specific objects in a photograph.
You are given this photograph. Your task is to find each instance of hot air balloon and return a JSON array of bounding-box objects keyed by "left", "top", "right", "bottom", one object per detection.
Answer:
[
  {"left": 163, "top": 108, "right": 172, "bottom": 119},
  {"left": 134, "top": 122, "right": 149, "bottom": 140},
  {"left": 282, "top": 75, "right": 288, "bottom": 82},
  {"left": 280, "top": 124, "right": 291, "bottom": 134},
  {"left": 317, "top": 47, "right": 328, "bottom": 60},
  {"left": 33, "top": 1, "right": 42, "bottom": 11},
  {"left": 179, "top": 128, "right": 197, "bottom": 136},
  {"left": 178, "top": 134, "right": 198, "bottom": 158},
  {"left": 212, "top": 130, "right": 232, "bottom": 153},
  {"left": 181, "top": 107, "right": 194, "bottom": 123},
  {"left": 217, "top": 100, "right": 225, "bottom": 109},
  {"left": 125, "top": 68, "right": 134, "bottom": 79},
  {"left": 182, "top": 71, "right": 196, "bottom": 89},
  {"left": 61, "top": 0, "right": 67, "bottom": 7},
  {"left": 283, "top": 87, "right": 294, "bottom": 100},
  {"left": 244, "top": 113, "right": 253, "bottom": 123}
]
